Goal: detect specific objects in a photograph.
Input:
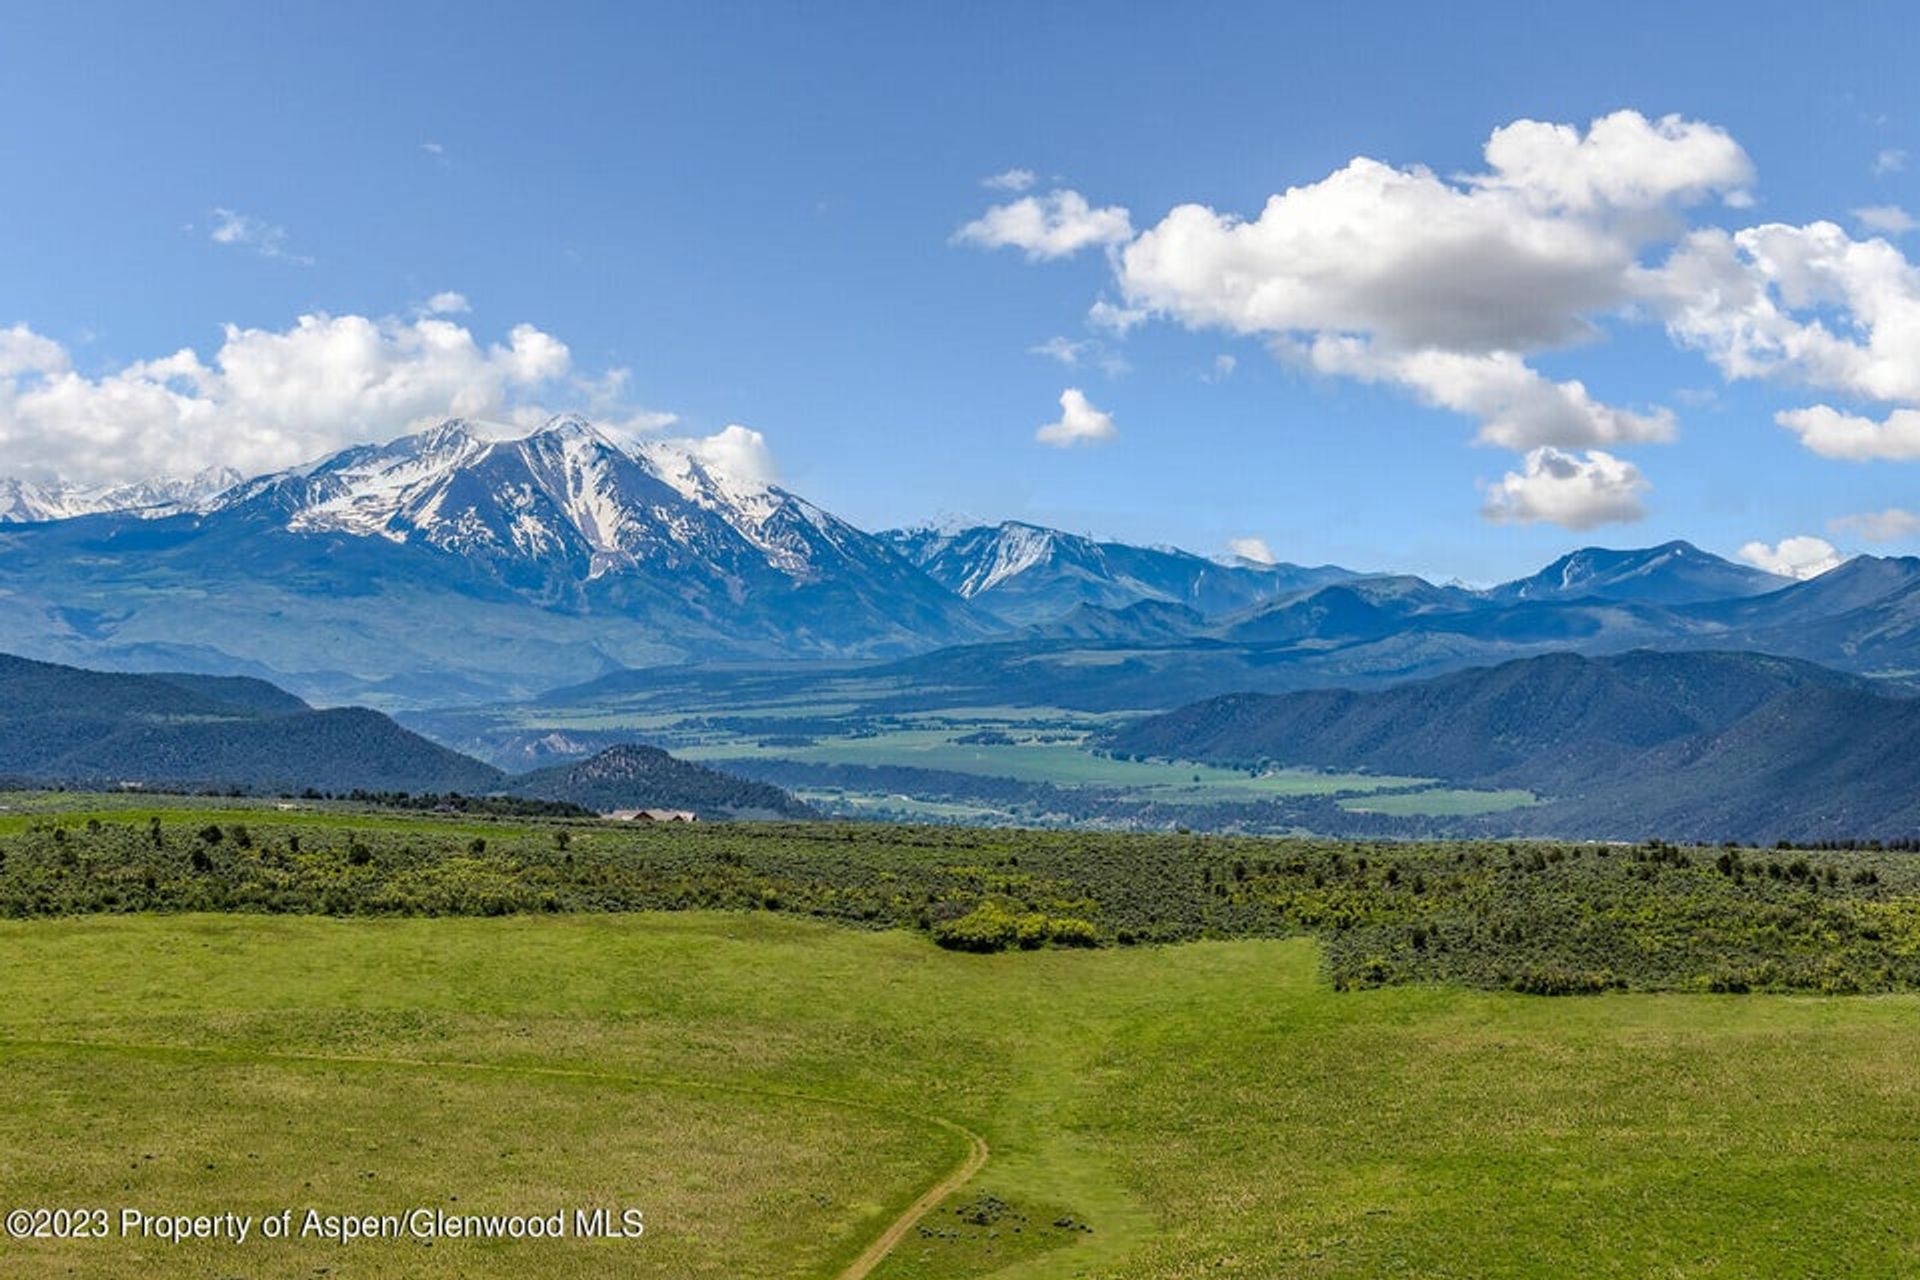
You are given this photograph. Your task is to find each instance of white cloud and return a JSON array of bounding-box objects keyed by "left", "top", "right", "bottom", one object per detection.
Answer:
[
  {"left": 1087, "top": 299, "right": 1148, "bottom": 334},
  {"left": 1035, "top": 388, "right": 1117, "bottom": 448},
  {"left": 1855, "top": 204, "right": 1917, "bottom": 235},
  {"left": 1301, "top": 338, "right": 1674, "bottom": 449},
  {"left": 421, "top": 141, "right": 446, "bottom": 156},
  {"left": 423, "top": 291, "right": 471, "bottom": 315},
  {"left": 1874, "top": 147, "right": 1908, "bottom": 176},
  {"left": 1775, "top": 405, "right": 1920, "bottom": 460},
  {"left": 0, "top": 310, "right": 593, "bottom": 485},
  {"left": 1831, "top": 507, "right": 1920, "bottom": 542},
  {"left": 1114, "top": 111, "right": 1744, "bottom": 454},
  {"left": 955, "top": 190, "right": 1134, "bottom": 261},
  {"left": 982, "top": 168, "right": 1036, "bottom": 192},
  {"left": 1737, "top": 535, "right": 1844, "bottom": 579},
  {"left": 1122, "top": 111, "right": 1747, "bottom": 352},
  {"left": 1652, "top": 221, "right": 1920, "bottom": 407},
  {"left": 0, "top": 326, "right": 69, "bottom": 378},
  {"left": 1226, "top": 536, "right": 1275, "bottom": 563},
  {"left": 1029, "top": 336, "right": 1128, "bottom": 375},
  {"left": 209, "top": 208, "right": 309, "bottom": 264},
  {"left": 1204, "top": 353, "right": 1237, "bottom": 382},
  {"left": 680, "top": 424, "right": 778, "bottom": 487},
  {"left": 1480, "top": 446, "right": 1649, "bottom": 529},
  {"left": 1471, "top": 110, "right": 1754, "bottom": 214}
]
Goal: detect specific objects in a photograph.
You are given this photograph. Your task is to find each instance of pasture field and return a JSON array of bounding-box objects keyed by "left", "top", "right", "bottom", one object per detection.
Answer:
[
  {"left": 677, "top": 728, "right": 1425, "bottom": 798},
  {"left": 406, "top": 694, "right": 1479, "bottom": 832},
  {"left": 1338, "top": 787, "right": 1539, "bottom": 817},
  {"left": 4, "top": 911, "right": 1920, "bottom": 1279}
]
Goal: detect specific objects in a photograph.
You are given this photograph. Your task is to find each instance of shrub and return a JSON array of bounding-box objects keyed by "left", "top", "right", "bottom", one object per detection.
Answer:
[
  {"left": 934, "top": 902, "right": 1019, "bottom": 952},
  {"left": 1048, "top": 916, "right": 1100, "bottom": 947}
]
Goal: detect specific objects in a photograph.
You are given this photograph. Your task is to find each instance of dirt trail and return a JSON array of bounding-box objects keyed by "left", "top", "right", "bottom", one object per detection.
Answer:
[{"left": 835, "top": 1118, "right": 989, "bottom": 1280}]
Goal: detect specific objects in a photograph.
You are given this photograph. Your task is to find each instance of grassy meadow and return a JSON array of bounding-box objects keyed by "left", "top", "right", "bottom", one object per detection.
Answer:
[
  {"left": 6, "top": 798, "right": 1920, "bottom": 1276},
  {"left": 4, "top": 913, "right": 1920, "bottom": 1278}
]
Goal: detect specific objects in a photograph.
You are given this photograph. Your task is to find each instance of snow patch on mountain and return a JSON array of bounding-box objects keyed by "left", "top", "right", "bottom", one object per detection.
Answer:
[
  {"left": 963, "top": 523, "right": 1061, "bottom": 595},
  {"left": 0, "top": 467, "right": 243, "bottom": 523}
]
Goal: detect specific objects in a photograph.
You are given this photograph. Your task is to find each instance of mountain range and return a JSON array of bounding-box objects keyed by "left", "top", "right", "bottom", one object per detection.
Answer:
[
  {"left": 0, "top": 417, "right": 987, "bottom": 703},
  {"left": 3, "top": 414, "right": 1920, "bottom": 716},
  {"left": 883, "top": 520, "right": 1356, "bottom": 626},
  {"left": 1107, "top": 650, "right": 1920, "bottom": 841},
  {"left": 0, "top": 651, "right": 805, "bottom": 818},
  {"left": 0, "top": 467, "right": 242, "bottom": 524}
]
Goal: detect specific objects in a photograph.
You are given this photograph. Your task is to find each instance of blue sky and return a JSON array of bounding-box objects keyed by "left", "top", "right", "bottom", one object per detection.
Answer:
[{"left": 4, "top": 1, "right": 1920, "bottom": 581}]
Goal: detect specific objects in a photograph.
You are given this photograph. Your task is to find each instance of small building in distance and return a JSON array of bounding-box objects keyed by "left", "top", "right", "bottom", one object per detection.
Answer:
[{"left": 603, "top": 808, "right": 698, "bottom": 823}]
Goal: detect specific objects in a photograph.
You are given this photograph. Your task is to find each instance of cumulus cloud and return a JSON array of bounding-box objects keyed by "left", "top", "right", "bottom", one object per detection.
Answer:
[
  {"left": 1480, "top": 447, "right": 1648, "bottom": 529},
  {"left": 1855, "top": 205, "right": 1917, "bottom": 235},
  {"left": 0, "top": 326, "right": 68, "bottom": 378},
  {"left": 982, "top": 168, "right": 1036, "bottom": 192},
  {"left": 956, "top": 110, "right": 1920, "bottom": 518},
  {"left": 0, "top": 310, "right": 591, "bottom": 485},
  {"left": 1831, "top": 507, "right": 1920, "bottom": 542},
  {"left": 680, "top": 424, "right": 778, "bottom": 487},
  {"left": 1653, "top": 221, "right": 1920, "bottom": 405},
  {"left": 1205, "top": 354, "right": 1237, "bottom": 382},
  {"left": 1637, "top": 201, "right": 1920, "bottom": 467},
  {"left": 1301, "top": 338, "right": 1674, "bottom": 449},
  {"left": 1737, "top": 535, "right": 1844, "bottom": 579},
  {"left": 1226, "top": 536, "right": 1275, "bottom": 563},
  {"left": 1112, "top": 110, "right": 1745, "bottom": 463},
  {"left": 423, "top": 291, "right": 471, "bottom": 315},
  {"left": 955, "top": 190, "right": 1134, "bottom": 260},
  {"left": 1472, "top": 111, "right": 1754, "bottom": 213},
  {"left": 1035, "top": 388, "right": 1117, "bottom": 447},
  {"left": 209, "top": 208, "right": 309, "bottom": 264},
  {"left": 1775, "top": 405, "right": 1920, "bottom": 460},
  {"left": 1121, "top": 112, "right": 1747, "bottom": 350}
]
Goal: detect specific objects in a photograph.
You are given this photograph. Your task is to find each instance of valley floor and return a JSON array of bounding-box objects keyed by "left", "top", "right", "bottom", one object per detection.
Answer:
[{"left": 4, "top": 913, "right": 1919, "bottom": 1278}]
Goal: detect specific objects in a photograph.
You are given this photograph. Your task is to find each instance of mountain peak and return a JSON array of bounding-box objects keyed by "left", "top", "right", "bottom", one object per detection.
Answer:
[
  {"left": 416, "top": 417, "right": 481, "bottom": 447},
  {"left": 1490, "top": 540, "right": 1788, "bottom": 606},
  {"left": 531, "top": 412, "right": 607, "bottom": 443}
]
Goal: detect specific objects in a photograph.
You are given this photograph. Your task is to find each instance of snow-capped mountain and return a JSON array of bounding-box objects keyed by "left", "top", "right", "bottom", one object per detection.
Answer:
[
  {"left": 884, "top": 520, "right": 1359, "bottom": 625},
  {"left": 0, "top": 416, "right": 990, "bottom": 702},
  {"left": 213, "top": 415, "right": 947, "bottom": 605},
  {"left": 0, "top": 466, "right": 242, "bottom": 524}
]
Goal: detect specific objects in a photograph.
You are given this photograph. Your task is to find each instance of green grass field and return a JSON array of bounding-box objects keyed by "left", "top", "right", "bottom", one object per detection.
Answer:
[
  {"left": 675, "top": 728, "right": 1427, "bottom": 800},
  {"left": 421, "top": 694, "right": 1453, "bottom": 825},
  {"left": 5, "top": 910, "right": 1920, "bottom": 1278}
]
